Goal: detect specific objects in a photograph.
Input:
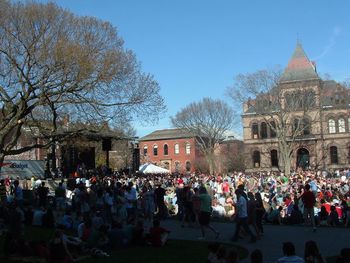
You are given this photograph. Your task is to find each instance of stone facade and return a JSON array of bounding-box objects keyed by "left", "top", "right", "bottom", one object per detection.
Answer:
[{"left": 243, "top": 43, "right": 350, "bottom": 173}]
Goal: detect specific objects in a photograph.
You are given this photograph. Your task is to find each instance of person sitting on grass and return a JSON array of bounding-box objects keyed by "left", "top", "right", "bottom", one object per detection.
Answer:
[
  {"left": 275, "top": 242, "right": 304, "bottom": 263},
  {"left": 48, "top": 229, "right": 76, "bottom": 263},
  {"left": 148, "top": 219, "right": 170, "bottom": 247},
  {"left": 266, "top": 206, "right": 283, "bottom": 225}
]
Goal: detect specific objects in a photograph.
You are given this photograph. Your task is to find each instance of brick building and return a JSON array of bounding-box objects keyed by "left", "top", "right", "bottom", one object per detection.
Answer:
[
  {"left": 242, "top": 43, "right": 350, "bottom": 173},
  {"left": 139, "top": 129, "right": 244, "bottom": 174},
  {"left": 139, "top": 129, "right": 198, "bottom": 173}
]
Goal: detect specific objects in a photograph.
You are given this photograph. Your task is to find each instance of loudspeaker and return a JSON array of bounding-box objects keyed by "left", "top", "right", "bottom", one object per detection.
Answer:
[
  {"left": 102, "top": 138, "right": 112, "bottom": 151},
  {"left": 132, "top": 148, "right": 140, "bottom": 173}
]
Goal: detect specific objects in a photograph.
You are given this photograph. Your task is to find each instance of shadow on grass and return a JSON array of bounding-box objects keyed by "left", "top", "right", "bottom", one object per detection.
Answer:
[{"left": 0, "top": 227, "right": 248, "bottom": 263}]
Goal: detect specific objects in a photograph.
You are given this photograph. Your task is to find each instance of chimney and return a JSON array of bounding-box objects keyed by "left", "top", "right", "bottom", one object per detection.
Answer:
[{"left": 311, "top": 61, "right": 317, "bottom": 73}]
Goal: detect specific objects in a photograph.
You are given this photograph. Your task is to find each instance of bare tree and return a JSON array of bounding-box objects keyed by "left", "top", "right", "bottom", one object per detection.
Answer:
[
  {"left": 227, "top": 68, "right": 322, "bottom": 176},
  {"left": 0, "top": 1, "right": 165, "bottom": 165},
  {"left": 171, "top": 98, "right": 234, "bottom": 174}
]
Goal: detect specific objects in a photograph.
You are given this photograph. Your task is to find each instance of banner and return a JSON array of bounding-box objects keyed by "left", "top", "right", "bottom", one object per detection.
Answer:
[{"left": 0, "top": 160, "right": 45, "bottom": 179}]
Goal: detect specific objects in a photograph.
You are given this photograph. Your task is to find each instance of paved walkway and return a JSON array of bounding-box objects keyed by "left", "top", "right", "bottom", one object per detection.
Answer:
[{"left": 160, "top": 220, "right": 349, "bottom": 262}]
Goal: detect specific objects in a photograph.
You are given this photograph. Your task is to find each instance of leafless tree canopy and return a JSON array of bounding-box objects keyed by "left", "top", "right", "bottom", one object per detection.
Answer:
[
  {"left": 227, "top": 68, "right": 322, "bottom": 175},
  {"left": 171, "top": 97, "right": 234, "bottom": 174},
  {"left": 0, "top": 1, "right": 165, "bottom": 158}
]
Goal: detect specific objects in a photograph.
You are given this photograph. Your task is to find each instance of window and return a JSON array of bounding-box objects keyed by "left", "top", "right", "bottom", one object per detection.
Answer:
[
  {"left": 163, "top": 144, "right": 168, "bottom": 155},
  {"left": 270, "top": 121, "right": 276, "bottom": 138},
  {"left": 271, "top": 150, "right": 278, "bottom": 167},
  {"left": 185, "top": 161, "right": 191, "bottom": 172},
  {"left": 185, "top": 143, "right": 191, "bottom": 155},
  {"left": 143, "top": 145, "right": 148, "bottom": 156},
  {"left": 252, "top": 123, "right": 259, "bottom": 139},
  {"left": 294, "top": 118, "right": 311, "bottom": 135},
  {"left": 260, "top": 122, "right": 268, "bottom": 139},
  {"left": 175, "top": 161, "right": 181, "bottom": 172},
  {"left": 303, "top": 118, "right": 311, "bottom": 135},
  {"left": 348, "top": 117, "right": 350, "bottom": 132},
  {"left": 253, "top": 151, "right": 261, "bottom": 168},
  {"left": 153, "top": 145, "right": 158, "bottom": 156},
  {"left": 330, "top": 146, "right": 338, "bottom": 164},
  {"left": 329, "top": 119, "right": 336, "bottom": 134},
  {"left": 339, "top": 118, "right": 346, "bottom": 133},
  {"left": 163, "top": 161, "right": 170, "bottom": 170},
  {"left": 174, "top": 143, "right": 179, "bottom": 154}
]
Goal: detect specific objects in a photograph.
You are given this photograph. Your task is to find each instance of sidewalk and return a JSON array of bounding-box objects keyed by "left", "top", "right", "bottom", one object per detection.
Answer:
[{"left": 162, "top": 220, "right": 348, "bottom": 262}]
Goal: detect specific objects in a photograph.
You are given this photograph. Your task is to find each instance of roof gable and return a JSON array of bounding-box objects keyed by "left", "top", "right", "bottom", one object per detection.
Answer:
[
  {"left": 139, "top": 128, "right": 194, "bottom": 141},
  {"left": 280, "top": 43, "right": 319, "bottom": 83}
]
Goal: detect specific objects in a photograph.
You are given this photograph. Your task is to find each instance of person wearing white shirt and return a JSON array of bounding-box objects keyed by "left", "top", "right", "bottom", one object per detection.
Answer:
[{"left": 231, "top": 188, "right": 256, "bottom": 243}]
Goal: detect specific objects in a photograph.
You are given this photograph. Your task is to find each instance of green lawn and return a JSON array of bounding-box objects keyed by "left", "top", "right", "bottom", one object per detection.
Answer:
[{"left": 0, "top": 227, "right": 248, "bottom": 263}]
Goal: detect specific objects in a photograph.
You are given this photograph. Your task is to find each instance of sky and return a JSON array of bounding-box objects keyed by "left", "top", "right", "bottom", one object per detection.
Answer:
[{"left": 40, "top": 0, "right": 350, "bottom": 138}]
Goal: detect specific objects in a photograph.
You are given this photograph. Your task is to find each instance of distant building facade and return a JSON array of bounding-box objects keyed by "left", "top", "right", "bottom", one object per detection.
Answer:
[
  {"left": 139, "top": 129, "right": 198, "bottom": 173},
  {"left": 243, "top": 43, "right": 350, "bottom": 173},
  {"left": 139, "top": 129, "right": 244, "bottom": 174}
]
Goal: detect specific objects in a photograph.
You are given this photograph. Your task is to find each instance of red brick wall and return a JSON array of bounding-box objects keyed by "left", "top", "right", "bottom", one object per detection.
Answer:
[{"left": 139, "top": 137, "right": 198, "bottom": 173}]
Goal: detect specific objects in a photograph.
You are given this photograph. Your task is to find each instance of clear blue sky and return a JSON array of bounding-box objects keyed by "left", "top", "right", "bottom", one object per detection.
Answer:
[{"left": 41, "top": 0, "right": 350, "bottom": 138}]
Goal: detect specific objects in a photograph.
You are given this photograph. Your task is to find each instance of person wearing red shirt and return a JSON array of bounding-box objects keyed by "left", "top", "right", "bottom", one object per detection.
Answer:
[
  {"left": 301, "top": 184, "right": 316, "bottom": 232},
  {"left": 149, "top": 220, "right": 170, "bottom": 247},
  {"left": 222, "top": 180, "right": 230, "bottom": 197}
]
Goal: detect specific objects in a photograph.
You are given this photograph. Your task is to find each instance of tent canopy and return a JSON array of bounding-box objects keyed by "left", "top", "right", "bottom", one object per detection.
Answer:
[{"left": 139, "top": 163, "right": 170, "bottom": 174}]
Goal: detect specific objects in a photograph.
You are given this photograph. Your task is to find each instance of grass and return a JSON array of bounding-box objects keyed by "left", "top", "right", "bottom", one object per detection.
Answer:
[{"left": 0, "top": 227, "right": 248, "bottom": 263}]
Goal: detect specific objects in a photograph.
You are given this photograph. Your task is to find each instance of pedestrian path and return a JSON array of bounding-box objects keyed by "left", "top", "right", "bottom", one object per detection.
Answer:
[{"left": 162, "top": 220, "right": 349, "bottom": 262}]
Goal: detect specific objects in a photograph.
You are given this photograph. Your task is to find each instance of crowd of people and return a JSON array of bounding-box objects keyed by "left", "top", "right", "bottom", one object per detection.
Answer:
[{"left": 1, "top": 167, "right": 350, "bottom": 262}]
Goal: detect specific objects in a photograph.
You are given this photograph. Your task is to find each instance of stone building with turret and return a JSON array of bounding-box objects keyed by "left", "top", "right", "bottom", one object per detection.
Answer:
[{"left": 243, "top": 43, "right": 350, "bottom": 173}]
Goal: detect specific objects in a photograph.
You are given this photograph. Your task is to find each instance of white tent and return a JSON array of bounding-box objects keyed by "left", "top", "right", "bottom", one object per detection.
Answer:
[{"left": 138, "top": 163, "right": 170, "bottom": 174}]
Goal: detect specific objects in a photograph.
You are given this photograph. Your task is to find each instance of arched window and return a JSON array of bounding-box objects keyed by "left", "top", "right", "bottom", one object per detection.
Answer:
[
  {"left": 260, "top": 122, "right": 268, "bottom": 139},
  {"left": 174, "top": 143, "right": 179, "bottom": 154},
  {"left": 330, "top": 146, "right": 338, "bottom": 164},
  {"left": 329, "top": 119, "right": 336, "bottom": 133},
  {"left": 303, "top": 118, "right": 311, "bottom": 135},
  {"left": 143, "top": 145, "right": 148, "bottom": 156},
  {"left": 294, "top": 118, "right": 311, "bottom": 135},
  {"left": 270, "top": 121, "right": 276, "bottom": 138},
  {"left": 185, "top": 161, "right": 191, "bottom": 172},
  {"left": 153, "top": 145, "right": 158, "bottom": 156},
  {"left": 271, "top": 150, "right": 278, "bottom": 167},
  {"left": 339, "top": 118, "right": 346, "bottom": 133},
  {"left": 175, "top": 161, "right": 181, "bottom": 172},
  {"left": 253, "top": 151, "right": 261, "bottom": 168},
  {"left": 163, "top": 144, "right": 168, "bottom": 155},
  {"left": 163, "top": 161, "right": 170, "bottom": 170},
  {"left": 252, "top": 123, "right": 259, "bottom": 139},
  {"left": 185, "top": 143, "right": 191, "bottom": 155}
]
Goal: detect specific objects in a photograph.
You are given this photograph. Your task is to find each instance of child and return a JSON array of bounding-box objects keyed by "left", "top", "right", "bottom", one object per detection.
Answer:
[{"left": 148, "top": 220, "right": 170, "bottom": 247}]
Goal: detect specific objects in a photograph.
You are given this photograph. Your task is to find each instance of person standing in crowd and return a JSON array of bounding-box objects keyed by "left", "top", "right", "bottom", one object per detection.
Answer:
[
  {"left": 198, "top": 186, "right": 219, "bottom": 240},
  {"left": 154, "top": 183, "right": 167, "bottom": 220},
  {"left": 37, "top": 182, "right": 49, "bottom": 208},
  {"left": 300, "top": 184, "right": 317, "bottom": 232},
  {"left": 144, "top": 184, "right": 156, "bottom": 223},
  {"left": 255, "top": 192, "right": 266, "bottom": 235},
  {"left": 55, "top": 182, "right": 66, "bottom": 211},
  {"left": 0, "top": 179, "right": 7, "bottom": 202},
  {"left": 13, "top": 180, "right": 23, "bottom": 209},
  {"left": 125, "top": 183, "right": 137, "bottom": 222},
  {"left": 231, "top": 188, "right": 256, "bottom": 243}
]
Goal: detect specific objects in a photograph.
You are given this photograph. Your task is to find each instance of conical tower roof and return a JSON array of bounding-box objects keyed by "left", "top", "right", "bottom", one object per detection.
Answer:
[{"left": 279, "top": 43, "right": 319, "bottom": 83}]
